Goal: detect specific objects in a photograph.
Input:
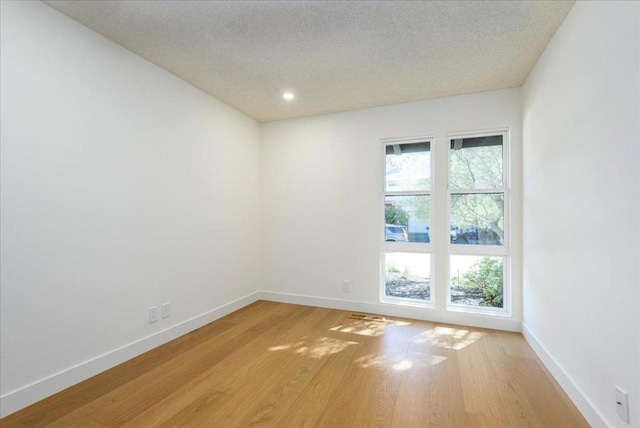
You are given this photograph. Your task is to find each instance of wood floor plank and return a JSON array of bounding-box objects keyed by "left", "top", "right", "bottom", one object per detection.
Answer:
[
  {"left": 274, "top": 336, "right": 361, "bottom": 427},
  {"left": 2, "top": 318, "right": 238, "bottom": 428},
  {"left": 149, "top": 307, "right": 344, "bottom": 427},
  {"left": 46, "top": 305, "right": 300, "bottom": 427},
  {"left": 123, "top": 308, "right": 322, "bottom": 427},
  {"left": 496, "top": 330, "right": 538, "bottom": 359},
  {"left": 228, "top": 311, "right": 352, "bottom": 427},
  {"left": 532, "top": 355, "right": 591, "bottom": 426},
  {"left": 123, "top": 306, "right": 329, "bottom": 427},
  {"left": 92, "top": 304, "right": 306, "bottom": 427},
  {"left": 390, "top": 320, "right": 437, "bottom": 428},
  {"left": 509, "top": 357, "right": 590, "bottom": 428},
  {"left": 157, "top": 389, "right": 233, "bottom": 428},
  {"left": 0, "top": 302, "right": 589, "bottom": 428},
  {"left": 457, "top": 330, "right": 506, "bottom": 420},
  {"left": 3, "top": 301, "right": 274, "bottom": 427},
  {"left": 314, "top": 316, "right": 416, "bottom": 427},
  {"left": 427, "top": 346, "right": 467, "bottom": 427}
]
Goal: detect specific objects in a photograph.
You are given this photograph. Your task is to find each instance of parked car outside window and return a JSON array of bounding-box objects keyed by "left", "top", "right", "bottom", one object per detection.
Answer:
[{"left": 385, "top": 224, "right": 408, "bottom": 241}]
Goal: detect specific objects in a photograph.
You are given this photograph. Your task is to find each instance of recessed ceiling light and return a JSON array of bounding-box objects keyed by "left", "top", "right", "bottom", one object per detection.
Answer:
[{"left": 283, "top": 92, "right": 294, "bottom": 101}]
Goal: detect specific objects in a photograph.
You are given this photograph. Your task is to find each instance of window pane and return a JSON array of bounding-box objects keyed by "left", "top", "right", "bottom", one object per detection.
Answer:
[
  {"left": 385, "top": 252, "right": 431, "bottom": 302},
  {"left": 385, "top": 195, "right": 430, "bottom": 243},
  {"left": 450, "top": 256, "right": 503, "bottom": 308},
  {"left": 450, "top": 193, "right": 503, "bottom": 245},
  {"left": 450, "top": 135, "right": 502, "bottom": 190},
  {"left": 385, "top": 142, "right": 431, "bottom": 191}
]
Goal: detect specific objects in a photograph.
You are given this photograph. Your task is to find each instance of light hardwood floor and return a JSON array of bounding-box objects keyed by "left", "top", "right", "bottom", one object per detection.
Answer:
[{"left": 1, "top": 301, "right": 588, "bottom": 427}]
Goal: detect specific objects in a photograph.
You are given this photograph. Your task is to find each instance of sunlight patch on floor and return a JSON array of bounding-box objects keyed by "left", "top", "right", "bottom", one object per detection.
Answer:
[
  {"left": 392, "top": 359, "right": 413, "bottom": 371},
  {"left": 412, "top": 326, "right": 485, "bottom": 350},
  {"left": 427, "top": 355, "right": 448, "bottom": 365},
  {"left": 268, "top": 337, "right": 358, "bottom": 359},
  {"left": 354, "top": 353, "right": 386, "bottom": 369},
  {"left": 331, "top": 321, "right": 385, "bottom": 337},
  {"left": 355, "top": 353, "right": 447, "bottom": 371},
  {"left": 330, "top": 318, "right": 411, "bottom": 337},
  {"left": 268, "top": 344, "right": 290, "bottom": 351}
]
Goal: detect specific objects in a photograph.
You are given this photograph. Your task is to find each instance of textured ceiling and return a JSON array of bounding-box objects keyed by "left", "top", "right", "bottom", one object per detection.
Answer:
[{"left": 44, "top": 1, "right": 574, "bottom": 123}]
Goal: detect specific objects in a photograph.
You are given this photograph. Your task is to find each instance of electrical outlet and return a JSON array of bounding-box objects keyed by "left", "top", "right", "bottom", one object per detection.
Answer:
[
  {"left": 149, "top": 306, "right": 159, "bottom": 324},
  {"left": 161, "top": 302, "right": 171, "bottom": 319},
  {"left": 616, "top": 386, "right": 629, "bottom": 423},
  {"left": 342, "top": 280, "right": 350, "bottom": 293}
]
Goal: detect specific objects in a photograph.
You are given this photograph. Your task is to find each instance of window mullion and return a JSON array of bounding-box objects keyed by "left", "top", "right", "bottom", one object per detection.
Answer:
[
  {"left": 384, "top": 190, "right": 431, "bottom": 197},
  {"left": 449, "top": 188, "right": 505, "bottom": 195}
]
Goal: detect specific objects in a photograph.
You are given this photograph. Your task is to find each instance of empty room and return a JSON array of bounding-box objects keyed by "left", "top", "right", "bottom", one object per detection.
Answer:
[{"left": 1, "top": 1, "right": 638, "bottom": 427}]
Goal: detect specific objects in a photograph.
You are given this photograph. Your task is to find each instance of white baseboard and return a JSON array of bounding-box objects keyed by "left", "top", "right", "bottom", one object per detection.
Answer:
[
  {"left": 259, "top": 291, "right": 522, "bottom": 332},
  {"left": 0, "top": 291, "right": 261, "bottom": 419},
  {"left": 522, "top": 323, "right": 609, "bottom": 427}
]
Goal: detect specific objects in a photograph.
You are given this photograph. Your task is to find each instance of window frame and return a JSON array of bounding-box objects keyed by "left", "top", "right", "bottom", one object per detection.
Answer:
[
  {"left": 381, "top": 136, "right": 435, "bottom": 307},
  {"left": 446, "top": 129, "right": 511, "bottom": 315}
]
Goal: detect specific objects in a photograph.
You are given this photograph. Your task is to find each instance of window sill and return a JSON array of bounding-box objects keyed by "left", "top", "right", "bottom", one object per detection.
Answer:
[
  {"left": 446, "top": 304, "right": 511, "bottom": 317},
  {"left": 381, "top": 297, "right": 434, "bottom": 309}
]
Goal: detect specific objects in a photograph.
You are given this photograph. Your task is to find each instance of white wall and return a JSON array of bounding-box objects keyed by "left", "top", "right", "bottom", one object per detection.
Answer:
[
  {"left": 522, "top": 2, "right": 640, "bottom": 427},
  {"left": 0, "top": 1, "right": 261, "bottom": 416},
  {"left": 261, "top": 88, "right": 522, "bottom": 331},
  {"left": 4, "top": 0, "right": 637, "bottom": 423}
]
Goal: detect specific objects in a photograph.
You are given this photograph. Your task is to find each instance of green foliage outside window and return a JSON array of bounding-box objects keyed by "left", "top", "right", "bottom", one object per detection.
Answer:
[
  {"left": 385, "top": 205, "right": 409, "bottom": 226},
  {"left": 450, "top": 142, "right": 504, "bottom": 244},
  {"left": 452, "top": 257, "right": 503, "bottom": 307}
]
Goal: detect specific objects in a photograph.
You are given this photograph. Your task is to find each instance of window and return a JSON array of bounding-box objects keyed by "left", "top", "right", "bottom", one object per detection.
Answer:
[
  {"left": 381, "top": 130, "right": 510, "bottom": 315},
  {"left": 382, "top": 139, "right": 433, "bottom": 305},
  {"left": 448, "top": 132, "right": 508, "bottom": 312},
  {"left": 384, "top": 252, "right": 431, "bottom": 304}
]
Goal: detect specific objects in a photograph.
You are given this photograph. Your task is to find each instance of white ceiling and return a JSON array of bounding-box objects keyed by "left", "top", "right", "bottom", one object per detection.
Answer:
[{"left": 44, "top": 1, "right": 574, "bottom": 123}]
